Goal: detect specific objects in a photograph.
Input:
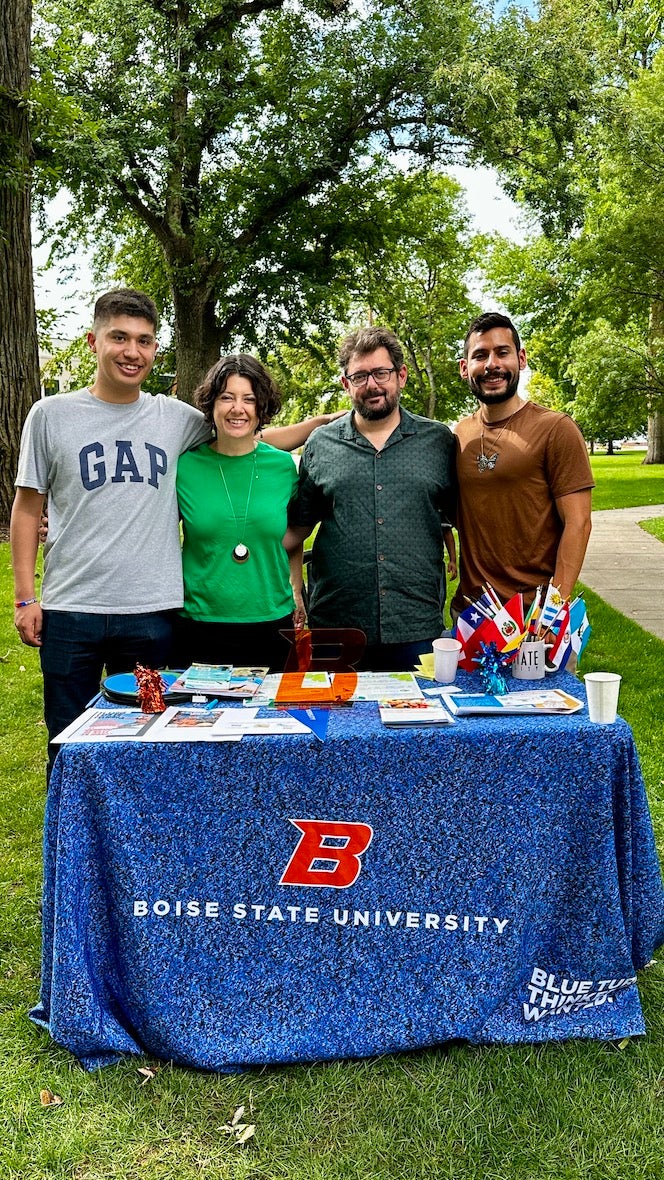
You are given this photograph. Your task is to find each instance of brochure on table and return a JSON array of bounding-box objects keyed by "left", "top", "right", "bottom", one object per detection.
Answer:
[
  {"left": 253, "top": 670, "right": 423, "bottom": 705},
  {"left": 441, "top": 689, "right": 583, "bottom": 716},
  {"left": 53, "top": 705, "right": 313, "bottom": 744},
  {"left": 53, "top": 708, "right": 165, "bottom": 744},
  {"left": 379, "top": 699, "right": 455, "bottom": 727},
  {"left": 133, "top": 706, "right": 241, "bottom": 742},
  {"left": 175, "top": 664, "right": 270, "bottom": 698}
]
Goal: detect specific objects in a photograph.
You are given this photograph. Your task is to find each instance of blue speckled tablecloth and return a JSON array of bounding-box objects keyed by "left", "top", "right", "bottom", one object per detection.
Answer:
[{"left": 31, "top": 672, "right": 664, "bottom": 1071}]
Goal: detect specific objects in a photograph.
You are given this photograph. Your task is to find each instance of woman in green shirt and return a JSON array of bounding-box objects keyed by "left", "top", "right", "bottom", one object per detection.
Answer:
[{"left": 173, "top": 355, "right": 304, "bottom": 670}]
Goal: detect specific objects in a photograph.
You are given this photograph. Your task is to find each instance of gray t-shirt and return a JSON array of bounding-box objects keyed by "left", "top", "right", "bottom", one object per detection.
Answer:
[{"left": 16, "top": 389, "right": 210, "bottom": 613}]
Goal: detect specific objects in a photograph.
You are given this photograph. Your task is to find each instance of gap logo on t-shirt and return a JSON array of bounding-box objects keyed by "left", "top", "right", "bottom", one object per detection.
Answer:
[{"left": 79, "top": 440, "right": 168, "bottom": 490}]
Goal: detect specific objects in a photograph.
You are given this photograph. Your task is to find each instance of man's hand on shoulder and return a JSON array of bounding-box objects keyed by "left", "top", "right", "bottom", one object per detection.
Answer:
[{"left": 319, "top": 409, "right": 347, "bottom": 425}]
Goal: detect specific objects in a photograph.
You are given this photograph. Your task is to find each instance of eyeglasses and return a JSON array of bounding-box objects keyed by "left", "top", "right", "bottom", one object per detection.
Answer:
[{"left": 345, "top": 367, "right": 396, "bottom": 388}]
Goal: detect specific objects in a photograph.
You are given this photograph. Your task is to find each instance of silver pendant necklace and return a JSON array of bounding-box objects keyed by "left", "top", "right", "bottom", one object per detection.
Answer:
[
  {"left": 476, "top": 409, "right": 519, "bottom": 473},
  {"left": 217, "top": 449, "right": 258, "bottom": 562}
]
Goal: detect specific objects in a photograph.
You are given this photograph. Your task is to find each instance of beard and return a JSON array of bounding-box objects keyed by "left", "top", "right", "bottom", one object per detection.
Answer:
[
  {"left": 353, "top": 387, "right": 400, "bottom": 421},
  {"left": 469, "top": 369, "right": 520, "bottom": 406}
]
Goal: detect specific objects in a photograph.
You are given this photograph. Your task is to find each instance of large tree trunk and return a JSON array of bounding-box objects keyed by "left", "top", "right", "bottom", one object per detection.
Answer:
[
  {"left": 172, "top": 285, "right": 223, "bottom": 403},
  {"left": 0, "top": 0, "right": 40, "bottom": 529},
  {"left": 644, "top": 297, "right": 664, "bottom": 465},
  {"left": 645, "top": 409, "right": 664, "bottom": 465}
]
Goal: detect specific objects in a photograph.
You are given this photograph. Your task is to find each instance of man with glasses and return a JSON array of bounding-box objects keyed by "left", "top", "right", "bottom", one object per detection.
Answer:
[{"left": 286, "top": 327, "right": 457, "bottom": 669}]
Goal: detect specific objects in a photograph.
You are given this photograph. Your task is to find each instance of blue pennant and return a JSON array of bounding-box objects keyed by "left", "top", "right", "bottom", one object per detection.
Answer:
[{"left": 286, "top": 708, "right": 330, "bottom": 742}]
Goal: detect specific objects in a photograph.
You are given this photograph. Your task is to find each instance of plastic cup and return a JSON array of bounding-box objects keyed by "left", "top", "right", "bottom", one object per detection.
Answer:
[
  {"left": 512, "top": 640, "right": 546, "bottom": 681},
  {"left": 433, "top": 638, "right": 462, "bottom": 684},
  {"left": 584, "top": 672, "right": 622, "bottom": 723}
]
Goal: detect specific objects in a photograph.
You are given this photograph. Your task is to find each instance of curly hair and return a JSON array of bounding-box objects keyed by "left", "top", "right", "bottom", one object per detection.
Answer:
[
  {"left": 338, "top": 327, "right": 405, "bottom": 373},
  {"left": 195, "top": 355, "right": 282, "bottom": 430}
]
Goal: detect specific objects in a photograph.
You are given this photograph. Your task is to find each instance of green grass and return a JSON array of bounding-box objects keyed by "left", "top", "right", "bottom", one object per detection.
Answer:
[
  {"left": 641, "top": 518, "right": 664, "bottom": 543},
  {"left": 2, "top": 448, "right": 664, "bottom": 1179},
  {"left": 588, "top": 452, "right": 664, "bottom": 511}
]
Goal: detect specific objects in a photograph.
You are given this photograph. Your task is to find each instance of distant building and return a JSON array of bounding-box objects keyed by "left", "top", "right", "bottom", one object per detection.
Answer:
[{"left": 39, "top": 342, "right": 79, "bottom": 398}]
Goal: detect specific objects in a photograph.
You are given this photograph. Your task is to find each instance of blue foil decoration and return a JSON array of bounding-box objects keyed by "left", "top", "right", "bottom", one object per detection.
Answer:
[{"left": 474, "top": 641, "right": 512, "bottom": 694}]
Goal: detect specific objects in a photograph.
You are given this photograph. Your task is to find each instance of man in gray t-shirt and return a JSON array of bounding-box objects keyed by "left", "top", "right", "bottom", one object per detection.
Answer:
[
  {"left": 11, "top": 289, "right": 206, "bottom": 772},
  {"left": 11, "top": 288, "right": 329, "bottom": 775}
]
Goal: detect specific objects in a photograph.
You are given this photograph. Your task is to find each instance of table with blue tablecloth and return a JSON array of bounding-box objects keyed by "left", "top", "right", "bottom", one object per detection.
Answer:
[{"left": 32, "top": 673, "right": 664, "bottom": 1071}]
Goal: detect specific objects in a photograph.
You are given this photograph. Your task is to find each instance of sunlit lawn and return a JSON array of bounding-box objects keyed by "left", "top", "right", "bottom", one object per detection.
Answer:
[
  {"left": 1, "top": 451, "right": 664, "bottom": 1179},
  {"left": 589, "top": 451, "right": 664, "bottom": 511}
]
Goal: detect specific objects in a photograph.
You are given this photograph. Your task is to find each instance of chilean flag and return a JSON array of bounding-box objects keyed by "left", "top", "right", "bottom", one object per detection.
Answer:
[{"left": 455, "top": 593, "right": 525, "bottom": 670}]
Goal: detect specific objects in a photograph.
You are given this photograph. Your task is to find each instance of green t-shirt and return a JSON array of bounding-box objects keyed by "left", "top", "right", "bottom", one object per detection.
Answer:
[{"left": 176, "top": 442, "right": 298, "bottom": 623}]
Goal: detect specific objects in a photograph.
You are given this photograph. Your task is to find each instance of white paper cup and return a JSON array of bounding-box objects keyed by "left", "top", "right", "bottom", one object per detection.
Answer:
[
  {"left": 512, "top": 640, "right": 546, "bottom": 680},
  {"left": 433, "top": 638, "right": 462, "bottom": 684},
  {"left": 584, "top": 672, "right": 622, "bottom": 723}
]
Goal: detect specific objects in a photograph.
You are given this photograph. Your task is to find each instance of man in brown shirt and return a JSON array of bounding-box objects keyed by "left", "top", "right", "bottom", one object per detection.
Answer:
[{"left": 452, "top": 312, "right": 593, "bottom": 617}]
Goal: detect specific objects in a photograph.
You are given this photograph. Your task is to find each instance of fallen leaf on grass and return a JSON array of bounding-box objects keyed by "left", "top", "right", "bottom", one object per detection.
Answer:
[
  {"left": 616, "top": 1038, "right": 630, "bottom": 1050},
  {"left": 219, "top": 1110, "right": 257, "bottom": 1146},
  {"left": 40, "top": 1089, "right": 63, "bottom": 1107}
]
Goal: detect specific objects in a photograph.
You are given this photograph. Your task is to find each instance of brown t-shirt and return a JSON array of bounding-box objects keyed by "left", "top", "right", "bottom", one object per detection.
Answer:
[{"left": 452, "top": 401, "right": 594, "bottom": 612}]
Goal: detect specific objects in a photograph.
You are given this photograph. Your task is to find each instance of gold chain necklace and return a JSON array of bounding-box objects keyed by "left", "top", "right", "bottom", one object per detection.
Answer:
[
  {"left": 217, "top": 448, "right": 258, "bottom": 563},
  {"left": 476, "top": 409, "right": 519, "bottom": 473}
]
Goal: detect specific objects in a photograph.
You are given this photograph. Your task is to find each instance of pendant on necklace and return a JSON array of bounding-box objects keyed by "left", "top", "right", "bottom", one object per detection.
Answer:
[
  {"left": 476, "top": 452, "right": 498, "bottom": 472},
  {"left": 232, "top": 543, "right": 250, "bottom": 563}
]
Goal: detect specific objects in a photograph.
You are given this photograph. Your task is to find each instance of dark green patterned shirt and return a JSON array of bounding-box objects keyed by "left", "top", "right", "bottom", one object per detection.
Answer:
[{"left": 289, "top": 407, "right": 457, "bottom": 645}]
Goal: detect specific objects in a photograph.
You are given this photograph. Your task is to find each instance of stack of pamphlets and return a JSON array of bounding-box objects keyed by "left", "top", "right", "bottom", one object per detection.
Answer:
[
  {"left": 252, "top": 670, "right": 424, "bottom": 706},
  {"left": 379, "top": 699, "right": 454, "bottom": 727},
  {"left": 442, "top": 689, "right": 583, "bottom": 716},
  {"left": 178, "top": 664, "right": 269, "bottom": 698}
]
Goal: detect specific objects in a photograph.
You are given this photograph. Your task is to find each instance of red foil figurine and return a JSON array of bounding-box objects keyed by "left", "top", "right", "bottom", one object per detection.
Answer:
[{"left": 134, "top": 665, "right": 167, "bottom": 713}]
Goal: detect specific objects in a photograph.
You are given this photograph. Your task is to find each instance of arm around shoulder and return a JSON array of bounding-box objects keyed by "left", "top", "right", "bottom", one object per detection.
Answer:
[{"left": 263, "top": 410, "right": 346, "bottom": 452}]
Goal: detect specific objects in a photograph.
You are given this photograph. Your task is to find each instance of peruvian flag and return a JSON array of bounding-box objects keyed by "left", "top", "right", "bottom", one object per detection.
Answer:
[{"left": 491, "top": 593, "right": 525, "bottom": 650}]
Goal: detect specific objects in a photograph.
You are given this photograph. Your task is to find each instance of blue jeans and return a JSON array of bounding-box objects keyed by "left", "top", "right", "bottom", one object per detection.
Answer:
[{"left": 41, "top": 609, "right": 174, "bottom": 777}]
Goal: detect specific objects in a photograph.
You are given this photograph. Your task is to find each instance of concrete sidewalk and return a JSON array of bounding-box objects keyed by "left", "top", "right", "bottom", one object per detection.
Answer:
[{"left": 580, "top": 504, "right": 664, "bottom": 641}]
